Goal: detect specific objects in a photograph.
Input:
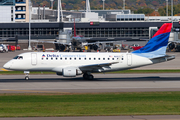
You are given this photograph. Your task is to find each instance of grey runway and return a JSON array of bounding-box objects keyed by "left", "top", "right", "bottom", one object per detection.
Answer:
[
  {"left": 1, "top": 73, "right": 180, "bottom": 93},
  {"left": 1, "top": 74, "right": 180, "bottom": 120}
]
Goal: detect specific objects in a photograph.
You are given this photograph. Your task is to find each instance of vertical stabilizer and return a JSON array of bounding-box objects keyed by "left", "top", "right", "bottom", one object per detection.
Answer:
[{"left": 132, "top": 23, "right": 172, "bottom": 58}]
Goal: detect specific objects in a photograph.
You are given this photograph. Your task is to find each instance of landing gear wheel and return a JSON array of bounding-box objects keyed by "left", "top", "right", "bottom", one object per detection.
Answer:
[
  {"left": 88, "top": 75, "right": 94, "bottom": 80},
  {"left": 83, "top": 74, "right": 89, "bottom": 80},
  {"left": 83, "top": 73, "right": 94, "bottom": 80},
  {"left": 25, "top": 76, "right": 29, "bottom": 80}
]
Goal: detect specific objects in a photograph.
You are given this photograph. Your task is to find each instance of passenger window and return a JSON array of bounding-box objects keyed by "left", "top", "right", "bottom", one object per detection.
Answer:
[
  {"left": 74, "top": 58, "right": 76, "bottom": 60},
  {"left": 18, "top": 56, "right": 23, "bottom": 59},
  {"left": 51, "top": 58, "right": 53, "bottom": 60},
  {"left": 65, "top": 58, "right": 67, "bottom": 60},
  {"left": 108, "top": 58, "right": 110, "bottom": 60},
  {"left": 84, "top": 58, "right": 86, "bottom": 60},
  {"left": 79, "top": 58, "right": 81, "bottom": 60},
  {"left": 70, "top": 58, "right": 72, "bottom": 60},
  {"left": 56, "top": 58, "right": 58, "bottom": 60},
  {"left": 60, "top": 58, "right": 62, "bottom": 60},
  {"left": 103, "top": 58, "right": 105, "bottom": 60},
  {"left": 42, "top": 58, "right": 43, "bottom": 60},
  {"left": 46, "top": 58, "right": 48, "bottom": 60},
  {"left": 98, "top": 58, "right": 100, "bottom": 60},
  {"left": 94, "top": 58, "right": 96, "bottom": 60},
  {"left": 89, "top": 58, "right": 91, "bottom": 60},
  {"left": 112, "top": 58, "right": 114, "bottom": 60},
  {"left": 122, "top": 58, "right": 124, "bottom": 60}
]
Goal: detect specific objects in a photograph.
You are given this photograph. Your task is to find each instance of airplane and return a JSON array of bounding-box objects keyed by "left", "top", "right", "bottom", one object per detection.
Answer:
[
  {"left": 33, "top": 19, "right": 94, "bottom": 51},
  {"left": 3, "top": 23, "right": 175, "bottom": 80}
]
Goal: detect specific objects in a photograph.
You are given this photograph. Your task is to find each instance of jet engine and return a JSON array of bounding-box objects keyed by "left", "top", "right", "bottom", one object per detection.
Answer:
[
  {"left": 63, "top": 67, "right": 76, "bottom": 77},
  {"left": 57, "top": 67, "right": 82, "bottom": 77}
]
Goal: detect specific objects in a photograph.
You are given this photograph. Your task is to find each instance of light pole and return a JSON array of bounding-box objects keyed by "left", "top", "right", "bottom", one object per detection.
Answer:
[
  {"left": 102, "top": 0, "right": 105, "bottom": 10},
  {"left": 86, "top": 0, "right": 91, "bottom": 12},
  {"left": 57, "top": 0, "right": 63, "bottom": 22},
  {"left": 28, "top": 0, "right": 32, "bottom": 50},
  {"left": 123, "top": 0, "right": 125, "bottom": 10},
  {"left": 50, "top": 0, "right": 54, "bottom": 9},
  {"left": 171, "top": 0, "right": 173, "bottom": 29},
  {"left": 166, "top": 0, "right": 168, "bottom": 16}
]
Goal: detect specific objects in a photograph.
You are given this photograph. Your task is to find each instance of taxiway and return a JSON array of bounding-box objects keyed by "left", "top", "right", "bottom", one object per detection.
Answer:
[{"left": 0, "top": 73, "right": 180, "bottom": 93}]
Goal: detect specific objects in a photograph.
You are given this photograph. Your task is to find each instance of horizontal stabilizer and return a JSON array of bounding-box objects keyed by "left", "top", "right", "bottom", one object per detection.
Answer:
[{"left": 150, "top": 55, "right": 175, "bottom": 64}]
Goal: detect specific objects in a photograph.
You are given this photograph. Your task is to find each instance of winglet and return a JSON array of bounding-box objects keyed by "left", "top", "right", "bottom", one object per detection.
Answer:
[{"left": 132, "top": 23, "right": 172, "bottom": 58}]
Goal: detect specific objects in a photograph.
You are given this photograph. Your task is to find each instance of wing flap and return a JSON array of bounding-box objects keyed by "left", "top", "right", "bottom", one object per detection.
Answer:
[{"left": 79, "top": 62, "right": 119, "bottom": 70}]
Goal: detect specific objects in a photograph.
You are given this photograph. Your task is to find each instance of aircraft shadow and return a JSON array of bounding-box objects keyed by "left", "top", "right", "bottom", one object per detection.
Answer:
[{"left": 0, "top": 76, "right": 180, "bottom": 82}]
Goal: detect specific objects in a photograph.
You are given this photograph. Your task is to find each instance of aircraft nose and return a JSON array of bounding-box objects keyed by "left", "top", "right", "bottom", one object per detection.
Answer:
[{"left": 3, "top": 62, "right": 11, "bottom": 69}]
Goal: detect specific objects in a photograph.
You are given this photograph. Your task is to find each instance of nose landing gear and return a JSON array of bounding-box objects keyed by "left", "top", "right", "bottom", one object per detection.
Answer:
[{"left": 24, "top": 71, "right": 30, "bottom": 80}]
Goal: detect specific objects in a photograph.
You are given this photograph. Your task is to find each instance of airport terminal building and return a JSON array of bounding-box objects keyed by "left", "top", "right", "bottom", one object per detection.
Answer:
[
  {"left": 0, "top": 21, "right": 179, "bottom": 41},
  {"left": 0, "top": 0, "right": 180, "bottom": 42}
]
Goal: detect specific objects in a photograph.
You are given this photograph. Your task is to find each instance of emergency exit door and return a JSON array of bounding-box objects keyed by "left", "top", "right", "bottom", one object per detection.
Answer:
[
  {"left": 127, "top": 54, "right": 132, "bottom": 66},
  {"left": 31, "top": 53, "right": 37, "bottom": 65}
]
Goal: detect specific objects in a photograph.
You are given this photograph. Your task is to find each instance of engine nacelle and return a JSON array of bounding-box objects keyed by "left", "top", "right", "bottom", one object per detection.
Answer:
[
  {"left": 56, "top": 68, "right": 82, "bottom": 77},
  {"left": 62, "top": 67, "right": 77, "bottom": 77}
]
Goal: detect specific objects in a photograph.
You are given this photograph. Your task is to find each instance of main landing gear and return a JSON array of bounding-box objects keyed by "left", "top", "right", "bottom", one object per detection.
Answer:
[
  {"left": 83, "top": 73, "right": 94, "bottom": 80},
  {"left": 24, "top": 71, "right": 30, "bottom": 80}
]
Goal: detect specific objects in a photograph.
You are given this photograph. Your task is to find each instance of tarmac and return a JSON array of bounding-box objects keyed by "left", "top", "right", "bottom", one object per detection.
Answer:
[
  {"left": 0, "top": 115, "right": 180, "bottom": 120},
  {"left": 1, "top": 50, "right": 180, "bottom": 120},
  {"left": 1, "top": 73, "right": 180, "bottom": 93}
]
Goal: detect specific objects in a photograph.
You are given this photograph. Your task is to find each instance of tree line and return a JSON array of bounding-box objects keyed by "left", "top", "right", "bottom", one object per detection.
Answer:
[{"left": 31, "top": 0, "right": 180, "bottom": 16}]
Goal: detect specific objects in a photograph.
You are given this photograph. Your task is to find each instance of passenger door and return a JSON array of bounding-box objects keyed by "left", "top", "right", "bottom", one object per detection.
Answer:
[{"left": 31, "top": 53, "right": 37, "bottom": 65}]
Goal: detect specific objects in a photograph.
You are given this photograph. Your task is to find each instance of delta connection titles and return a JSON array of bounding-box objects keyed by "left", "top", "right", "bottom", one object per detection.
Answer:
[{"left": 43, "top": 54, "right": 86, "bottom": 58}]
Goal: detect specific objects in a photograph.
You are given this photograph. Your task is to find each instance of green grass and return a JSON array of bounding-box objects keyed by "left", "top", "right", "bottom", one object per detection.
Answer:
[
  {"left": 0, "top": 92, "right": 180, "bottom": 117},
  {"left": 1, "top": 70, "right": 180, "bottom": 75}
]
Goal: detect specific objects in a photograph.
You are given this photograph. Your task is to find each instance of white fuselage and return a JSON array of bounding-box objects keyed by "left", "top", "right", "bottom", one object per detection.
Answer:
[{"left": 4, "top": 52, "right": 153, "bottom": 74}]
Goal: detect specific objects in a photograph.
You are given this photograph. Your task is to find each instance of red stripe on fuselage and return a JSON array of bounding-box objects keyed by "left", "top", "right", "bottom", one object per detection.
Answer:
[{"left": 152, "top": 23, "right": 172, "bottom": 38}]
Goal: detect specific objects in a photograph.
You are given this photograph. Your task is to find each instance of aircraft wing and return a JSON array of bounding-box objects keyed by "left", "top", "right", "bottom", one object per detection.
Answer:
[
  {"left": 31, "top": 40, "right": 71, "bottom": 45},
  {"left": 82, "top": 40, "right": 127, "bottom": 46},
  {"left": 79, "top": 62, "right": 119, "bottom": 71}
]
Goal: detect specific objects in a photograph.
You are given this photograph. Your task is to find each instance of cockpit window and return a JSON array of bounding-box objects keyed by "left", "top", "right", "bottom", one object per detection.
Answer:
[
  {"left": 13, "top": 56, "right": 23, "bottom": 59},
  {"left": 13, "top": 56, "right": 19, "bottom": 59}
]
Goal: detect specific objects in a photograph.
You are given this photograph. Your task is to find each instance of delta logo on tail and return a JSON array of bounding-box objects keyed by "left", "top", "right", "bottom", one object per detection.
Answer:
[{"left": 132, "top": 23, "right": 172, "bottom": 58}]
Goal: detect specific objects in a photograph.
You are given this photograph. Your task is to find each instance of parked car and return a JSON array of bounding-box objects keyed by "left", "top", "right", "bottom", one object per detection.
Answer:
[
  {"left": 34, "top": 44, "right": 45, "bottom": 51},
  {"left": 16, "top": 45, "right": 21, "bottom": 50},
  {"left": 129, "top": 44, "right": 144, "bottom": 50},
  {"left": 7, "top": 45, "right": 16, "bottom": 51},
  {"left": 0, "top": 44, "right": 8, "bottom": 53}
]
